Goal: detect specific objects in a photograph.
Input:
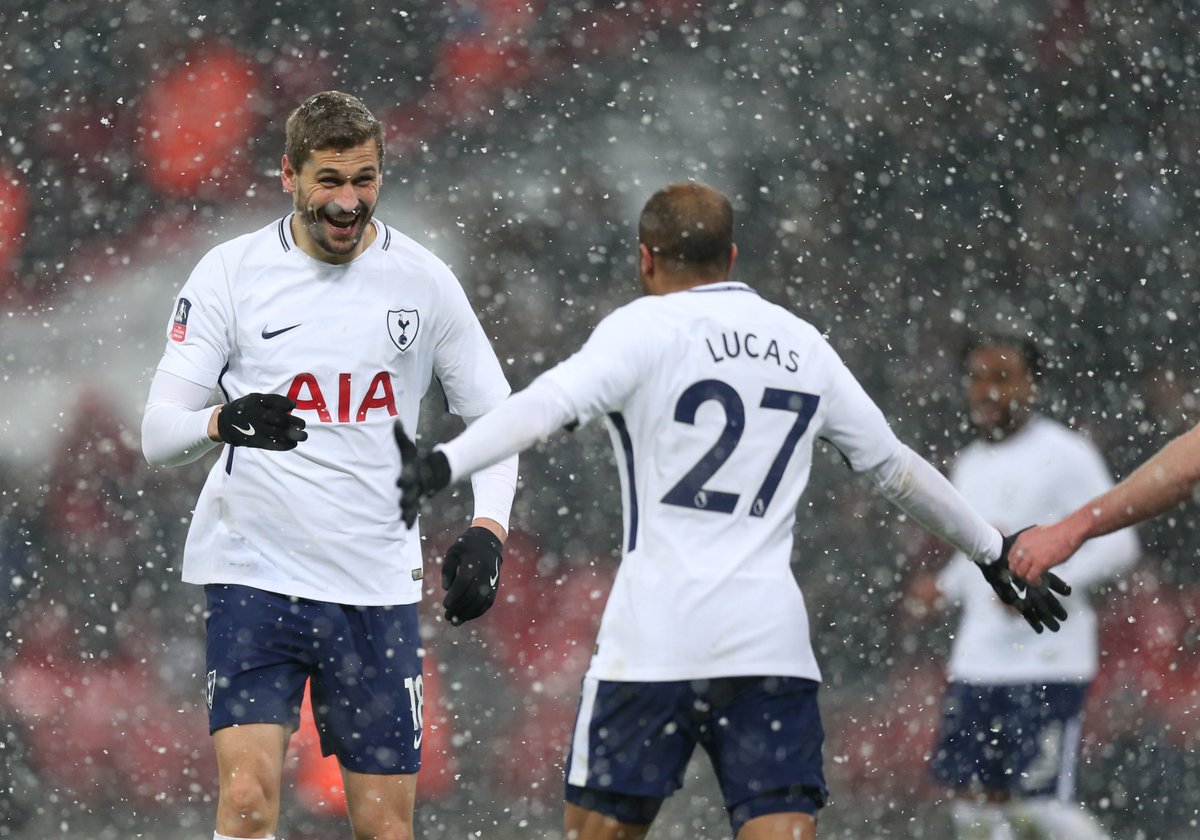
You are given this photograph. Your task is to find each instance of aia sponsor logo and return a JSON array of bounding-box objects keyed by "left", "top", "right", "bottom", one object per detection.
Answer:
[{"left": 287, "top": 371, "right": 397, "bottom": 422}]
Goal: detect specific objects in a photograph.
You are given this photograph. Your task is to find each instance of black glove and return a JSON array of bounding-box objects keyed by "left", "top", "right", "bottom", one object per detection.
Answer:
[
  {"left": 217, "top": 393, "right": 307, "bottom": 450},
  {"left": 441, "top": 526, "right": 504, "bottom": 626},
  {"left": 394, "top": 421, "right": 451, "bottom": 529},
  {"left": 978, "top": 528, "right": 1072, "bottom": 633}
]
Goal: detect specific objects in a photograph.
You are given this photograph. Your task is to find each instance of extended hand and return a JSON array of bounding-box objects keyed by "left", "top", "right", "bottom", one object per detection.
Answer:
[
  {"left": 977, "top": 528, "right": 1072, "bottom": 633},
  {"left": 441, "top": 526, "right": 504, "bottom": 625},
  {"left": 1008, "top": 522, "right": 1083, "bottom": 584},
  {"left": 217, "top": 393, "right": 307, "bottom": 450},
  {"left": 394, "top": 421, "right": 451, "bottom": 528}
]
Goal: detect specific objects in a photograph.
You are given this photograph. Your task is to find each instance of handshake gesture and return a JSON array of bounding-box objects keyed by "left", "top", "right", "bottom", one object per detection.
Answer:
[
  {"left": 977, "top": 528, "right": 1071, "bottom": 633},
  {"left": 394, "top": 422, "right": 502, "bottom": 625}
]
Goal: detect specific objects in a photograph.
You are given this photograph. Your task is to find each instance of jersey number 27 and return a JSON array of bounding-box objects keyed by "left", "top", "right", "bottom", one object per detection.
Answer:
[{"left": 661, "top": 379, "right": 820, "bottom": 516}]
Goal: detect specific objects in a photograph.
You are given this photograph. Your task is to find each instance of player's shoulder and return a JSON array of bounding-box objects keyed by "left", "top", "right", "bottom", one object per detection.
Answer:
[
  {"left": 205, "top": 215, "right": 295, "bottom": 269},
  {"left": 1026, "top": 414, "right": 1098, "bottom": 448},
  {"left": 964, "top": 415, "right": 1106, "bottom": 470},
  {"left": 182, "top": 217, "right": 288, "bottom": 291},
  {"left": 372, "top": 220, "right": 455, "bottom": 275}
]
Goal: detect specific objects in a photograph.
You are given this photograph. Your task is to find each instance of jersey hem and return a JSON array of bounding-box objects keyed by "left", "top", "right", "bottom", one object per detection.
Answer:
[
  {"left": 946, "top": 671, "right": 1096, "bottom": 685},
  {"left": 584, "top": 662, "right": 823, "bottom": 683},
  {"left": 182, "top": 573, "right": 422, "bottom": 607}
]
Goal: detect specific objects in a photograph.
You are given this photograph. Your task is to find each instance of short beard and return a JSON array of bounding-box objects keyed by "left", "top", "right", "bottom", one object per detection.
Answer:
[{"left": 296, "top": 198, "right": 374, "bottom": 256}]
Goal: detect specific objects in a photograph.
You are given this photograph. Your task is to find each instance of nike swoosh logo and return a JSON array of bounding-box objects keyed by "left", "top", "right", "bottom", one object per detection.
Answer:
[
  {"left": 233, "top": 423, "right": 255, "bottom": 436},
  {"left": 261, "top": 324, "right": 301, "bottom": 339},
  {"left": 489, "top": 560, "right": 500, "bottom": 587}
]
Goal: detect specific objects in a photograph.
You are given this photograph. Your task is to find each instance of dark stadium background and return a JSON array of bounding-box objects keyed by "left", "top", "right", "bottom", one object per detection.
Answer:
[{"left": 2, "top": 1, "right": 1199, "bottom": 837}]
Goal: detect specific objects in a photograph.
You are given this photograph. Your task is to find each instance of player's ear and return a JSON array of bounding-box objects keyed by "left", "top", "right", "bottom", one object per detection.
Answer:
[
  {"left": 281, "top": 154, "right": 297, "bottom": 193},
  {"left": 639, "top": 243, "right": 654, "bottom": 277},
  {"left": 728, "top": 243, "right": 738, "bottom": 275}
]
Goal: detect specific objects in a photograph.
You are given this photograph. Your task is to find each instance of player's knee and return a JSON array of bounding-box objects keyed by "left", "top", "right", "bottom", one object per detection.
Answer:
[
  {"left": 219, "top": 774, "right": 276, "bottom": 832},
  {"left": 347, "top": 799, "right": 414, "bottom": 840},
  {"left": 349, "top": 817, "right": 414, "bottom": 840}
]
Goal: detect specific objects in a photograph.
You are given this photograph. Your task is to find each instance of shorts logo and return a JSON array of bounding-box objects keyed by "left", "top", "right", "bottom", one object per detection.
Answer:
[
  {"left": 388, "top": 309, "right": 420, "bottom": 353},
  {"left": 171, "top": 297, "right": 192, "bottom": 342},
  {"left": 206, "top": 669, "right": 217, "bottom": 710}
]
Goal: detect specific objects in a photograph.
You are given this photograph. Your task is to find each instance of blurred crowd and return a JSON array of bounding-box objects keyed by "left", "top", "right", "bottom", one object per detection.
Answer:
[{"left": 3, "top": 0, "right": 1200, "bottom": 837}]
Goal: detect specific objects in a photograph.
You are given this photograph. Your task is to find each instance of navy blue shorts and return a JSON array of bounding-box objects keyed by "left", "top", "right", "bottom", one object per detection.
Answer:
[
  {"left": 564, "top": 675, "right": 827, "bottom": 833},
  {"left": 204, "top": 584, "right": 424, "bottom": 775},
  {"left": 930, "top": 681, "right": 1088, "bottom": 798}
]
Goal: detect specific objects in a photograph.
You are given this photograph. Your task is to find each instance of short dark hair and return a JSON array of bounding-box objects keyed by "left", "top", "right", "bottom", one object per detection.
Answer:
[
  {"left": 963, "top": 329, "right": 1044, "bottom": 378},
  {"left": 284, "top": 91, "right": 384, "bottom": 173},
  {"left": 638, "top": 182, "right": 734, "bottom": 277}
]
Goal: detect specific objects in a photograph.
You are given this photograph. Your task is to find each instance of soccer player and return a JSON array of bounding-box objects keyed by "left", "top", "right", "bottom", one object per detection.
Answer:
[
  {"left": 396, "top": 182, "right": 1069, "bottom": 840},
  {"left": 140, "top": 91, "right": 517, "bottom": 840},
  {"left": 1010, "top": 422, "right": 1200, "bottom": 585},
  {"left": 911, "top": 333, "right": 1138, "bottom": 840}
]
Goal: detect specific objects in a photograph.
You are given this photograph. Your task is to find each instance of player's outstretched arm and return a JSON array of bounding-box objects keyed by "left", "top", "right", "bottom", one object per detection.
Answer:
[{"left": 1011, "top": 423, "right": 1200, "bottom": 583}]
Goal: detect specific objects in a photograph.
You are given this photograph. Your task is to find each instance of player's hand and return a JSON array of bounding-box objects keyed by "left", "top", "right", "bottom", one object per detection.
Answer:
[
  {"left": 217, "top": 393, "right": 307, "bottom": 450},
  {"left": 441, "top": 526, "right": 503, "bottom": 625},
  {"left": 394, "top": 421, "right": 451, "bottom": 529},
  {"left": 977, "top": 528, "right": 1072, "bottom": 633},
  {"left": 1008, "top": 522, "right": 1084, "bottom": 584}
]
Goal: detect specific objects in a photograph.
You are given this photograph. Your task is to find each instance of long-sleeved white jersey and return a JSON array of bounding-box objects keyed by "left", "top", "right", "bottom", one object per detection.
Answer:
[
  {"left": 437, "top": 281, "right": 1004, "bottom": 683},
  {"left": 143, "top": 215, "right": 514, "bottom": 606}
]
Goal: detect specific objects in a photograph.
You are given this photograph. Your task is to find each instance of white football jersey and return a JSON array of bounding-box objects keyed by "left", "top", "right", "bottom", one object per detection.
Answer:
[
  {"left": 155, "top": 215, "right": 510, "bottom": 605},
  {"left": 938, "top": 415, "right": 1140, "bottom": 683},
  {"left": 538, "top": 281, "right": 907, "bottom": 682}
]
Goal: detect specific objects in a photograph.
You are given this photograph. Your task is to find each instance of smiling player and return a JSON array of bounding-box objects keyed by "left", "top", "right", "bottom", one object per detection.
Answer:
[{"left": 140, "top": 91, "right": 517, "bottom": 840}]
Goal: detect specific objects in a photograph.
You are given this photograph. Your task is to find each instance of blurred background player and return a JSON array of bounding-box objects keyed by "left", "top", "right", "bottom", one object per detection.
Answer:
[
  {"left": 396, "top": 182, "right": 1068, "bottom": 840},
  {"left": 908, "top": 331, "right": 1139, "bottom": 840},
  {"left": 139, "top": 91, "right": 517, "bottom": 840}
]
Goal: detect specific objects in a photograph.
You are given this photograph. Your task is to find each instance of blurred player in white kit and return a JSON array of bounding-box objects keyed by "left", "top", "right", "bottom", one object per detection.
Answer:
[{"left": 909, "top": 332, "right": 1138, "bottom": 840}]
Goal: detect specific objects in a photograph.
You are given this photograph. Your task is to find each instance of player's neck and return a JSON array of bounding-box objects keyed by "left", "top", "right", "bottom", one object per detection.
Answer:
[
  {"left": 982, "top": 412, "right": 1035, "bottom": 443},
  {"left": 648, "top": 274, "right": 730, "bottom": 295}
]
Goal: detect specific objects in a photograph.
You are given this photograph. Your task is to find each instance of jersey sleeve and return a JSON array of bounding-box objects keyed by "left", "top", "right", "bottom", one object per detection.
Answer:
[
  {"left": 431, "top": 266, "right": 511, "bottom": 417},
  {"left": 813, "top": 339, "right": 905, "bottom": 471},
  {"left": 538, "top": 304, "right": 653, "bottom": 426},
  {"left": 155, "top": 247, "right": 235, "bottom": 390}
]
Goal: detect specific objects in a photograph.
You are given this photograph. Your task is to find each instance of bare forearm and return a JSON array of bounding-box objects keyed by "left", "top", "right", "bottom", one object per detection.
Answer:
[{"left": 1071, "top": 423, "right": 1200, "bottom": 540}]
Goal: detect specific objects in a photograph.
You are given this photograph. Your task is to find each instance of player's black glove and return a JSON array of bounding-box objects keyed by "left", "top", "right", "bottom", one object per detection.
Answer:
[
  {"left": 217, "top": 393, "right": 307, "bottom": 450},
  {"left": 394, "top": 421, "right": 451, "bottom": 529},
  {"left": 441, "top": 526, "right": 504, "bottom": 626},
  {"left": 978, "top": 528, "right": 1072, "bottom": 634}
]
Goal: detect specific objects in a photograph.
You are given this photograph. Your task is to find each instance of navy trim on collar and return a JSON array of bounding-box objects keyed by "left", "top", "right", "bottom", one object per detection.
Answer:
[{"left": 277, "top": 217, "right": 290, "bottom": 252}]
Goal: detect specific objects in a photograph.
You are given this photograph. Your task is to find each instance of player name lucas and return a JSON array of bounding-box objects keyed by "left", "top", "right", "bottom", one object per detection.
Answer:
[{"left": 706, "top": 329, "right": 802, "bottom": 372}]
